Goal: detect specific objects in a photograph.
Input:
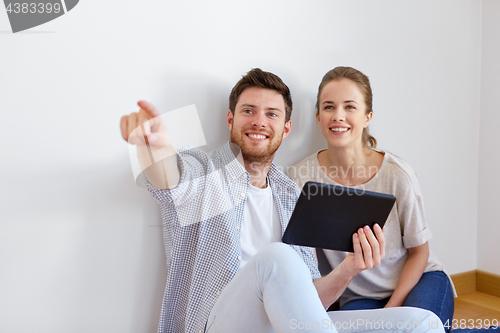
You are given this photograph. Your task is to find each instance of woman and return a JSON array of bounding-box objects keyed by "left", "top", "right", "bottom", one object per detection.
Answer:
[{"left": 289, "top": 66, "right": 456, "bottom": 328}]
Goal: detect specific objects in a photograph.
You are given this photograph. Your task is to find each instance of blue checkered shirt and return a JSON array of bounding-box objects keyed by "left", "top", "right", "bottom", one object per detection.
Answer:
[{"left": 143, "top": 142, "right": 321, "bottom": 333}]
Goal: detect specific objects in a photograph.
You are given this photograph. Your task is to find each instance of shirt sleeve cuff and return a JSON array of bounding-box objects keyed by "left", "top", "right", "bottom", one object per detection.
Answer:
[
  {"left": 140, "top": 154, "right": 188, "bottom": 204},
  {"left": 403, "top": 227, "right": 433, "bottom": 248}
]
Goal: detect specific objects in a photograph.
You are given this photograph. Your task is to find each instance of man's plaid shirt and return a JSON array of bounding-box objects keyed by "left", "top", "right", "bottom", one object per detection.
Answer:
[{"left": 143, "top": 142, "right": 321, "bottom": 333}]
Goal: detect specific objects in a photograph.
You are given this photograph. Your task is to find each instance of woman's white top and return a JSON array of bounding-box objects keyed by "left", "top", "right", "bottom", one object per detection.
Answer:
[{"left": 288, "top": 150, "right": 456, "bottom": 306}]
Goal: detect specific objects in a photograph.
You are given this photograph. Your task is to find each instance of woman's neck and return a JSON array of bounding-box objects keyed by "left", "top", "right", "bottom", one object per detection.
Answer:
[
  {"left": 325, "top": 144, "right": 368, "bottom": 170},
  {"left": 319, "top": 144, "right": 382, "bottom": 186}
]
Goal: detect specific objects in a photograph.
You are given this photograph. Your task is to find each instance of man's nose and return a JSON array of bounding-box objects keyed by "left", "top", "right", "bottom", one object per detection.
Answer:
[{"left": 252, "top": 112, "right": 267, "bottom": 127}]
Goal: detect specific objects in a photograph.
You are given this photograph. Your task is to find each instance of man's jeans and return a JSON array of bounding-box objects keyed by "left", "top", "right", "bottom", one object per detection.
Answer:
[{"left": 206, "top": 243, "right": 444, "bottom": 333}]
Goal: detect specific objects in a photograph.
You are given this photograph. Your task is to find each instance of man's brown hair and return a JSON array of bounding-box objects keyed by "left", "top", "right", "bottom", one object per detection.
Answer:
[{"left": 229, "top": 68, "right": 293, "bottom": 122}]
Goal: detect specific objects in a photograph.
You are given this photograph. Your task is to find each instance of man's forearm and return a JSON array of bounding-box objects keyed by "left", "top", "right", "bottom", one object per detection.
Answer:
[{"left": 138, "top": 145, "right": 180, "bottom": 189}]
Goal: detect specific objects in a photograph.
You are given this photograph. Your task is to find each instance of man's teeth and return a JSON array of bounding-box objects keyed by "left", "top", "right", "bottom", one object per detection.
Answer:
[
  {"left": 248, "top": 134, "right": 267, "bottom": 139},
  {"left": 330, "top": 128, "right": 349, "bottom": 133}
]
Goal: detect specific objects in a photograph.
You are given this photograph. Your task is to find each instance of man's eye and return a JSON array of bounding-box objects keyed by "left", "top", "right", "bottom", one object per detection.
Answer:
[
  {"left": 268, "top": 112, "right": 277, "bottom": 117},
  {"left": 243, "top": 109, "right": 252, "bottom": 114}
]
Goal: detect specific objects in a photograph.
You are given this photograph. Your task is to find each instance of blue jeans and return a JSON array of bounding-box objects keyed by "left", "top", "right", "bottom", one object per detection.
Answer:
[
  {"left": 340, "top": 271, "right": 499, "bottom": 333},
  {"left": 206, "top": 243, "right": 445, "bottom": 333},
  {"left": 341, "top": 272, "right": 453, "bottom": 329}
]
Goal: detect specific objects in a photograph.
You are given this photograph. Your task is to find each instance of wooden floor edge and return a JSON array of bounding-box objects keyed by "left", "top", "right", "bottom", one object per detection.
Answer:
[
  {"left": 450, "top": 270, "right": 476, "bottom": 296},
  {"left": 477, "top": 270, "right": 500, "bottom": 298}
]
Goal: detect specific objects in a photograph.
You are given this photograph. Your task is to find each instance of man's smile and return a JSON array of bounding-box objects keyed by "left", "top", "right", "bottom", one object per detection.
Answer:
[{"left": 245, "top": 132, "right": 270, "bottom": 141}]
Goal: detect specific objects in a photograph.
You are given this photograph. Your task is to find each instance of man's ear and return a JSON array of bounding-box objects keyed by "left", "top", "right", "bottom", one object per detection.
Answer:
[
  {"left": 227, "top": 110, "right": 234, "bottom": 131},
  {"left": 282, "top": 120, "right": 292, "bottom": 139},
  {"left": 364, "top": 112, "right": 373, "bottom": 128}
]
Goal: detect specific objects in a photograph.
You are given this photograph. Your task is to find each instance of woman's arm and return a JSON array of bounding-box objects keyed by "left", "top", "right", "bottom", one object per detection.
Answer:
[
  {"left": 384, "top": 242, "right": 429, "bottom": 308},
  {"left": 315, "top": 224, "right": 386, "bottom": 309}
]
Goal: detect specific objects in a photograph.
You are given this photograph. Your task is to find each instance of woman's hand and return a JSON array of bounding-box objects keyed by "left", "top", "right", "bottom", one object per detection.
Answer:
[
  {"left": 314, "top": 224, "right": 385, "bottom": 309},
  {"left": 340, "top": 223, "right": 386, "bottom": 278}
]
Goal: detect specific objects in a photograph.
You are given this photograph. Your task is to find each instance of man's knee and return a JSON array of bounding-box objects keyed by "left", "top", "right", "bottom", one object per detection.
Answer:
[
  {"left": 253, "top": 243, "right": 308, "bottom": 275},
  {"left": 257, "top": 242, "right": 298, "bottom": 262}
]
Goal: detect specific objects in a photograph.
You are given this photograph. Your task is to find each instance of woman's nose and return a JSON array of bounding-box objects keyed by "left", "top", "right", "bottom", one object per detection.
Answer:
[{"left": 331, "top": 109, "right": 345, "bottom": 122}]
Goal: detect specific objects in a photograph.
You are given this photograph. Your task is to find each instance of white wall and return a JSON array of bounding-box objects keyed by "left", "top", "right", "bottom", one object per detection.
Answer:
[
  {"left": 477, "top": 0, "right": 500, "bottom": 276},
  {"left": 0, "top": 1, "right": 484, "bottom": 332}
]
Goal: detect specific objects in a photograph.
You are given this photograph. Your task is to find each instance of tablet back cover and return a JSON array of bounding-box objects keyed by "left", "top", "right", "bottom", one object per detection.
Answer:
[{"left": 282, "top": 181, "right": 396, "bottom": 252}]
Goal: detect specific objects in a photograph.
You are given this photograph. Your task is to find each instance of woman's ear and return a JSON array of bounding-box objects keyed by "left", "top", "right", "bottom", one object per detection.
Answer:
[{"left": 364, "top": 112, "right": 373, "bottom": 128}]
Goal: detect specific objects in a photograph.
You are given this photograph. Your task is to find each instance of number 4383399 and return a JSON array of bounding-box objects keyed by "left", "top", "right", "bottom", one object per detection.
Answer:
[
  {"left": 6, "top": 3, "right": 62, "bottom": 14},
  {"left": 444, "top": 319, "right": 499, "bottom": 330}
]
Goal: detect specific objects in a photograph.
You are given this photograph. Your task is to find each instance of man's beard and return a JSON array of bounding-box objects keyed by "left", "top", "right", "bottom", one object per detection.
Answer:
[{"left": 230, "top": 128, "right": 284, "bottom": 164}]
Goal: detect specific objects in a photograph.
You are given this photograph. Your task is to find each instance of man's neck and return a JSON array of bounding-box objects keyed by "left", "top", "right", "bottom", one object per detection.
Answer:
[
  {"left": 243, "top": 159, "right": 271, "bottom": 189},
  {"left": 229, "top": 142, "right": 273, "bottom": 189}
]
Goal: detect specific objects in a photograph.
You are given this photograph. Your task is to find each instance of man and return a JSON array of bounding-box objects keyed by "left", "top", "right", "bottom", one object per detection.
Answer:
[{"left": 120, "top": 69, "right": 443, "bottom": 333}]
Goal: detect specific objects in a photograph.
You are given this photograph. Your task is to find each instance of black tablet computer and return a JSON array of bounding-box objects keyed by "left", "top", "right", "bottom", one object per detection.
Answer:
[{"left": 282, "top": 181, "right": 396, "bottom": 252}]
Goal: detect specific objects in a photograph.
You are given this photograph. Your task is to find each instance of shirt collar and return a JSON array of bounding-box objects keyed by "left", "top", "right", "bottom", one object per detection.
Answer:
[
  {"left": 220, "top": 142, "right": 248, "bottom": 182},
  {"left": 268, "top": 163, "right": 297, "bottom": 190}
]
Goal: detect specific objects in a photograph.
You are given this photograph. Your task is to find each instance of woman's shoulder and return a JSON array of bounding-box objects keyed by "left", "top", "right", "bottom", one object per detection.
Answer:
[
  {"left": 376, "top": 150, "right": 420, "bottom": 187},
  {"left": 292, "top": 151, "right": 322, "bottom": 167},
  {"left": 287, "top": 150, "right": 325, "bottom": 186}
]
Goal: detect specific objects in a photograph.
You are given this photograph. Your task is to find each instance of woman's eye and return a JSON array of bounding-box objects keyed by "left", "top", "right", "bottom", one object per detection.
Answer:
[
  {"left": 324, "top": 105, "right": 334, "bottom": 110},
  {"left": 346, "top": 105, "right": 356, "bottom": 110}
]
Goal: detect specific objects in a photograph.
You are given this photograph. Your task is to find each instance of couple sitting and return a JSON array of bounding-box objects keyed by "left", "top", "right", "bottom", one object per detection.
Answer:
[{"left": 120, "top": 67, "right": 490, "bottom": 333}]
